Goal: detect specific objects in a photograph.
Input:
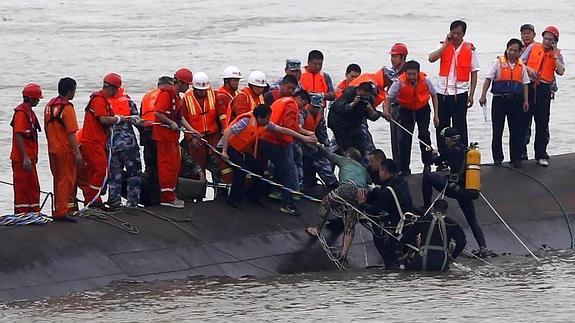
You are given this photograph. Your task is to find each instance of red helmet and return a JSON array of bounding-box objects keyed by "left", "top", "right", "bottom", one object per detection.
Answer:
[
  {"left": 389, "top": 43, "right": 408, "bottom": 55},
  {"left": 22, "top": 83, "right": 43, "bottom": 99},
  {"left": 174, "top": 68, "right": 193, "bottom": 84},
  {"left": 103, "top": 73, "right": 122, "bottom": 88},
  {"left": 542, "top": 25, "right": 559, "bottom": 41}
]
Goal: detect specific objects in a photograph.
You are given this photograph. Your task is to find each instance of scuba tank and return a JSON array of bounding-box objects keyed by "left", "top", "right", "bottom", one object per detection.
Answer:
[{"left": 465, "top": 142, "right": 481, "bottom": 199}]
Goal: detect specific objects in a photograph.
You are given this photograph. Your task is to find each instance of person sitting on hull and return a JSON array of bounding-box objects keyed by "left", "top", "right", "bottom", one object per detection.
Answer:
[
  {"left": 422, "top": 127, "right": 494, "bottom": 258},
  {"left": 306, "top": 146, "right": 372, "bottom": 263},
  {"left": 357, "top": 158, "right": 415, "bottom": 270},
  {"left": 401, "top": 199, "right": 466, "bottom": 272}
]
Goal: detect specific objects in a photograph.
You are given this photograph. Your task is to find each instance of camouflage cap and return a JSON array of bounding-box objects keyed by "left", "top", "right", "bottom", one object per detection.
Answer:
[{"left": 285, "top": 59, "right": 302, "bottom": 71}]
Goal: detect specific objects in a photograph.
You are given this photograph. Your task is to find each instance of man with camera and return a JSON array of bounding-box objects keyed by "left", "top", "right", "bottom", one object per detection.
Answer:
[{"left": 328, "top": 82, "right": 381, "bottom": 158}]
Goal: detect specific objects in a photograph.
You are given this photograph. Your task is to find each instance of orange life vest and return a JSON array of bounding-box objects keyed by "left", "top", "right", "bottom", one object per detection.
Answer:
[
  {"left": 183, "top": 88, "right": 218, "bottom": 134},
  {"left": 492, "top": 56, "right": 525, "bottom": 95},
  {"left": 300, "top": 68, "right": 328, "bottom": 93},
  {"left": 526, "top": 43, "right": 556, "bottom": 83},
  {"left": 141, "top": 88, "right": 161, "bottom": 127},
  {"left": 397, "top": 72, "right": 431, "bottom": 111},
  {"left": 215, "top": 86, "right": 237, "bottom": 130},
  {"left": 335, "top": 79, "right": 349, "bottom": 99},
  {"left": 227, "top": 112, "right": 267, "bottom": 155},
  {"left": 349, "top": 72, "right": 387, "bottom": 107},
  {"left": 302, "top": 106, "right": 323, "bottom": 132},
  {"left": 260, "top": 96, "right": 298, "bottom": 145},
  {"left": 44, "top": 96, "right": 71, "bottom": 127},
  {"left": 108, "top": 88, "right": 131, "bottom": 117},
  {"left": 439, "top": 42, "right": 474, "bottom": 82},
  {"left": 226, "top": 86, "right": 264, "bottom": 123}
]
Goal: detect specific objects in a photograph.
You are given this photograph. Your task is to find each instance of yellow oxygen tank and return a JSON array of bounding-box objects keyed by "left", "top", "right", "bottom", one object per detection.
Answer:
[{"left": 465, "top": 143, "right": 481, "bottom": 199}]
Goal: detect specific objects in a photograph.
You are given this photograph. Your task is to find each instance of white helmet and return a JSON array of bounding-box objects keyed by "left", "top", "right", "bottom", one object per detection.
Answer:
[
  {"left": 247, "top": 71, "right": 267, "bottom": 87},
  {"left": 222, "top": 66, "right": 242, "bottom": 79},
  {"left": 192, "top": 72, "right": 210, "bottom": 90}
]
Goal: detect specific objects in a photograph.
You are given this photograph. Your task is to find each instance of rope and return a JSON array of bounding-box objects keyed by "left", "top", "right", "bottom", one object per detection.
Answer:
[
  {"left": 124, "top": 206, "right": 279, "bottom": 275},
  {"left": 0, "top": 180, "right": 55, "bottom": 213},
  {"left": 387, "top": 116, "right": 435, "bottom": 151},
  {"left": 79, "top": 208, "right": 139, "bottom": 234},
  {"left": 483, "top": 164, "right": 575, "bottom": 249},
  {"left": 480, "top": 192, "right": 540, "bottom": 261}
]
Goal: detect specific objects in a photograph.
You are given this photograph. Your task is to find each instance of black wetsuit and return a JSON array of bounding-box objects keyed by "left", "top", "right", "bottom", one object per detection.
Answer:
[
  {"left": 422, "top": 143, "right": 487, "bottom": 249},
  {"left": 361, "top": 175, "right": 414, "bottom": 269},
  {"left": 401, "top": 212, "right": 466, "bottom": 271}
]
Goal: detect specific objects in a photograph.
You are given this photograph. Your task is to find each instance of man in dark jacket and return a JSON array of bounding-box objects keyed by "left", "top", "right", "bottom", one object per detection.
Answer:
[
  {"left": 357, "top": 158, "right": 415, "bottom": 269},
  {"left": 401, "top": 199, "right": 466, "bottom": 271},
  {"left": 328, "top": 82, "right": 381, "bottom": 157}
]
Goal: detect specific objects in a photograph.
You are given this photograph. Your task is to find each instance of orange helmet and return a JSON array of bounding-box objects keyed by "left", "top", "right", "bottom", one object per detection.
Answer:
[
  {"left": 22, "top": 83, "right": 43, "bottom": 99},
  {"left": 174, "top": 68, "right": 193, "bottom": 84},
  {"left": 542, "top": 25, "right": 559, "bottom": 41},
  {"left": 103, "top": 73, "right": 122, "bottom": 88},
  {"left": 389, "top": 43, "right": 408, "bottom": 55}
]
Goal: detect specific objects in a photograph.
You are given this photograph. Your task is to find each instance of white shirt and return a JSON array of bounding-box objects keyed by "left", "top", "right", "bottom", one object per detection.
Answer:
[
  {"left": 435, "top": 42, "right": 481, "bottom": 95},
  {"left": 485, "top": 59, "right": 530, "bottom": 84}
]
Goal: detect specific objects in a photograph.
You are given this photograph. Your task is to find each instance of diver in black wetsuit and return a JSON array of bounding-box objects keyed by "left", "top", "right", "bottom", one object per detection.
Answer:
[
  {"left": 401, "top": 199, "right": 466, "bottom": 271},
  {"left": 358, "top": 158, "right": 415, "bottom": 269},
  {"left": 422, "top": 127, "right": 493, "bottom": 258}
]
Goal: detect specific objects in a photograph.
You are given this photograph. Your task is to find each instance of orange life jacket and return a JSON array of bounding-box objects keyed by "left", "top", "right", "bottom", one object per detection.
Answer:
[
  {"left": 302, "top": 106, "right": 323, "bottom": 132},
  {"left": 85, "top": 90, "right": 114, "bottom": 132},
  {"left": 183, "top": 88, "right": 218, "bottom": 135},
  {"left": 215, "top": 86, "right": 237, "bottom": 130},
  {"left": 397, "top": 72, "right": 431, "bottom": 111},
  {"left": 349, "top": 72, "right": 387, "bottom": 107},
  {"left": 526, "top": 43, "right": 556, "bottom": 83},
  {"left": 141, "top": 88, "right": 161, "bottom": 127},
  {"left": 108, "top": 88, "right": 131, "bottom": 117},
  {"left": 44, "top": 96, "right": 72, "bottom": 128},
  {"left": 439, "top": 42, "right": 474, "bottom": 82},
  {"left": 492, "top": 56, "right": 525, "bottom": 95},
  {"left": 11, "top": 102, "right": 41, "bottom": 141},
  {"left": 226, "top": 86, "right": 264, "bottom": 123},
  {"left": 335, "top": 79, "right": 349, "bottom": 99},
  {"left": 260, "top": 96, "right": 298, "bottom": 145},
  {"left": 300, "top": 68, "right": 328, "bottom": 93},
  {"left": 227, "top": 112, "right": 267, "bottom": 155}
]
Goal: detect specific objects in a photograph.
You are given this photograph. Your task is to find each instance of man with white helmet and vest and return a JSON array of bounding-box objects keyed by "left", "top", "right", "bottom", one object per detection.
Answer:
[
  {"left": 428, "top": 20, "right": 480, "bottom": 157},
  {"left": 182, "top": 72, "right": 231, "bottom": 186},
  {"left": 11, "top": 83, "right": 43, "bottom": 215},
  {"left": 227, "top": 71, "right": 267, "bottom": 121},
  {"left": 520, "top": 25, "right": 565, "bottom": 167},
  {"left": 216, "top": 66, "right": 242, "bottom": 130},
  {"left": 153, "top": 68, "right": 200, "bottom": 208}
]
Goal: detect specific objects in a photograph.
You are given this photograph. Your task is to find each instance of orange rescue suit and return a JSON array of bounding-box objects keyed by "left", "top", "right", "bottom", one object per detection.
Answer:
[
  {"left": 397, "top": 72, "right": 431, "bottom": 111},
  {"left": 10, "top": 102, "right": 41, "bottom": 214},
  {"left": 439, "top": 42, "right": 474, "bottom": 82},
  {"left": 226, "top": 86, "right": 264, "bottom": 123},
  {"left": 215, "top": 86, "right": 236, "bottom": 130}
]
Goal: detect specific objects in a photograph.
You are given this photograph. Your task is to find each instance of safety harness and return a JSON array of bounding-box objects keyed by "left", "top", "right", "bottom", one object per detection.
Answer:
[{"left": 420, "top": 211, "right": 449, "bottom": 271}]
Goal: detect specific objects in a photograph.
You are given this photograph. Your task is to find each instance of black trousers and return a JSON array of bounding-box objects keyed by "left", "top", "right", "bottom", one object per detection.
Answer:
[
  {"left": 372, "top": 222, "right": 400, "bottom": 270},
  {"left": 422, "top": 172, "right": 486, "bottom": 248},
  {"left": 436, "top": 93, "right": 469, "bottom": 152},
  {"left": 491, "top": 95, "right": 524, "bottom": 163},
  {"left": 227, "top": 147, "right": 264, "bottom": 204},
  {"left": 398, "top": 105, "right": 433, "bottom": 172},
  {"left": 522, "top": 83, "right": 552, "bottom": 160}
]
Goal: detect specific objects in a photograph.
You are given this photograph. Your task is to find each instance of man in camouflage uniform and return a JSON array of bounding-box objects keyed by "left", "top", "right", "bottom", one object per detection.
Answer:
[
  {"left": 300, "top": 93, "right": 338, "bottom": 189},
  {"left": 108, "top": 96, "right": 142, "bottom": 209}
]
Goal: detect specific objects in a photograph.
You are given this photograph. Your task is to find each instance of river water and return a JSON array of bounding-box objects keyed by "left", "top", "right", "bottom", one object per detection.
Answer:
[{"left": 0, "top": 0, "right": 574, "bottom": 321}]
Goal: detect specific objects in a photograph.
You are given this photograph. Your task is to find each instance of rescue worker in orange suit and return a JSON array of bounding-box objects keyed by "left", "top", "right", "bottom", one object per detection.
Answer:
[
  {"left": 264, "top": 75, "right": 298, "bottom": 106},
  {"left": 140, "top": 76, "right": 174, "bottom": 205},
  {"left": 429, "top": 20, "right": 480, "bottom": 157},
  {"left": 385, "top": 60, "right": 439, "bottom": 176},
  {"left": 220, "top": 104, "right": 317, "bottom": 210},
  {"left": 44, "top": 77, "right": 82, "bottom": 222},
  {"left": 259, "top": 90, "right": 318, "bottom": 216},
  {"left": 335, "top": 63, "right": 361, "bottom": 99},
  {"left": 520, "top": 26, "right": 565, "bottom": 167},
  {"left": 182, "top": 72, "right": 231, "bottom": 190},
  {"left": 153, "top": 68, "right": 200, "bottom": 208},
  {"left": 227, "top": 70, "right": 267, "bottom": 121},
  {"left": 270, "top": 59, "right": 302, "bottom": 91},
  {"left": 216, "top": 66, "right": 242, "bottom": 130},
  {"left": 479, "top": 38, "right": 530, "bottom": 169},
  {"left": 80, "top": 73, "right": 124, "bottom": 208},
  {"left": 10, "top": 83, "right": 43, "bottom": 214},
  {"left": 300, "top": 50, "right": 336, "bottom": 105}
]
